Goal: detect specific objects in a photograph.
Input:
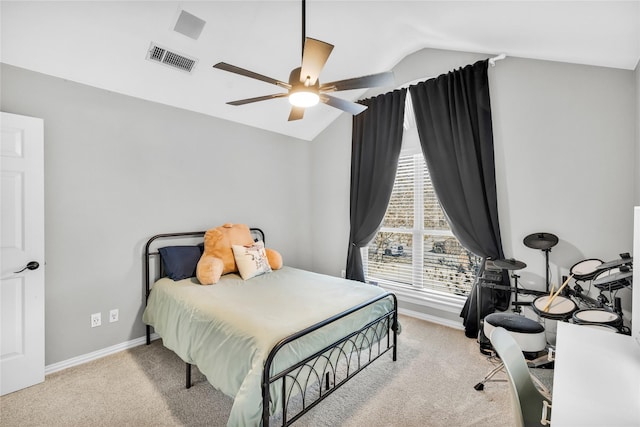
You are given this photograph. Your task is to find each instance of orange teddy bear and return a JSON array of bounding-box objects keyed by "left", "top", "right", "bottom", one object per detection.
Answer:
[{"left": 196, "top": 223, "right": 282, "bottom": 285}]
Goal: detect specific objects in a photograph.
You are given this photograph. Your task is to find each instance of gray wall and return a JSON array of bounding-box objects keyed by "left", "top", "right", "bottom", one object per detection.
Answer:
[
  {"left": 309, "top": 113, "right": 352, "bottom": 275},
  {"left": 1, "top": 64, "right": 313, "bottom": 365},
  {"left": 636, "top": 61, "right": 640, "bottom": 205},
  {"left": 312, "top": 48, "right": 637, "bottom": 324}
]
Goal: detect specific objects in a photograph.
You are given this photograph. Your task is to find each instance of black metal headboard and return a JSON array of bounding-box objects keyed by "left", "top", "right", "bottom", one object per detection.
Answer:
[{"left": 144, "top": 228, "right": 264, "bottom": 297}]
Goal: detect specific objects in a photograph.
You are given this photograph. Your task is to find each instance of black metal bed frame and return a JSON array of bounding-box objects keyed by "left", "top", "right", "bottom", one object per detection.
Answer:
[{"left": 144, "top": 230, "right": 398, "bottom": 426}]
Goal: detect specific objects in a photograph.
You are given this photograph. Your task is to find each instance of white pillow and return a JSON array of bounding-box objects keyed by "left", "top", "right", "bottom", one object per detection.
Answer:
[{"left": 231, "top": 240, "right": 273, "bottom": 280}]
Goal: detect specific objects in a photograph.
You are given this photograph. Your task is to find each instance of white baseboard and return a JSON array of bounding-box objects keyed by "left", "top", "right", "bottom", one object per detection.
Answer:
[
  {"left": 399, "top": 307, "right": 464, "bottom": 331},
  {"left": 45, "top": 333, "right": 160, "bottom": 375},
  {"left": 45, "top": 309, "right": 462, "bottom": 376}
]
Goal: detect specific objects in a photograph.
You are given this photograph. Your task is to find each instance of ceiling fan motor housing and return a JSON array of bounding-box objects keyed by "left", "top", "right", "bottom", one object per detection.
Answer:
[{"left": 289, "top": 67, "right": 319, "bottom": 89}]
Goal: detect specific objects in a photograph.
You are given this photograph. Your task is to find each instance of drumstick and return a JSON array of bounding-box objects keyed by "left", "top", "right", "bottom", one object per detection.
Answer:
[
  {"left": 543, "top": 274, "right": 573, "bottom": 312},
  {"left": 543, "top": 274, "right": 574, "bottom": 312}
]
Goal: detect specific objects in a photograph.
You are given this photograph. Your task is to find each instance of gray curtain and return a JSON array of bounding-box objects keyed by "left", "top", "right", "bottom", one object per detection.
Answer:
[
  {"left": 346, "top": 89, "right": 406, "bottom": 282},
  {"left": 409, "top": 60, "right": 509, "bottom": 338}
]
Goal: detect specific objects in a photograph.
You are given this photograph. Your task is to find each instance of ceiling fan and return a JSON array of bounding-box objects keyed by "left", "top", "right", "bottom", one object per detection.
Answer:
[{"left": 212, "top": 0, "right": 394, "bottom": 121}]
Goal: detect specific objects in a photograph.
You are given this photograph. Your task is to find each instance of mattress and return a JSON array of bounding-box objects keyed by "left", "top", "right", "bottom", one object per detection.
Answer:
[{"left": 142, "top": 266, "right": 393, "bottom": 426}]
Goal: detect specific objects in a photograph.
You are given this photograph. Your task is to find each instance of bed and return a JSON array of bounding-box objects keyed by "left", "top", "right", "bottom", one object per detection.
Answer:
[{"left": 142, "top": 229, "right": 398, "bottom": 426}]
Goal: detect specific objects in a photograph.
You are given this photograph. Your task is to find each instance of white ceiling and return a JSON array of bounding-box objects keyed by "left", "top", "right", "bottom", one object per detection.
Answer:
[{"left": 2, "top": 1, "right": 639, "bottom": 141}]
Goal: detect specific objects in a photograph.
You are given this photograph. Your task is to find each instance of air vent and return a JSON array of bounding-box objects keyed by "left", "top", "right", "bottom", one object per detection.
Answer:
[{"left": 146, "top": 42, "right": 198, "bottom": 73}]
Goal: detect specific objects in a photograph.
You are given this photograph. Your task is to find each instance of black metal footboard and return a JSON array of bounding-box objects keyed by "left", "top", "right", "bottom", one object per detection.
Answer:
[{"left": 262, "top": 292, "right": 398, "bottom": 426}]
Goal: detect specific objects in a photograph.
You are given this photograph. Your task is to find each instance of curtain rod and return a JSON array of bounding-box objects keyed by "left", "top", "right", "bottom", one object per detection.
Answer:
[
  {"left": 489, "top": 53, "right": 507, "bottom": 67},
  {"left": 395, "top": 54, "right": 508, "bottom": 91}
]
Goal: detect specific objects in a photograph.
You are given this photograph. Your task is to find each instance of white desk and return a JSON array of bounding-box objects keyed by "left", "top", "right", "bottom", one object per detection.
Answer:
[{"left": 553, "top": 322, "right": 640, "bottom": 426}]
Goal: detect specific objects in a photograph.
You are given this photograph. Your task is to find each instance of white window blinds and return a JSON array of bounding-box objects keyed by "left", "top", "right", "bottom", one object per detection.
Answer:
[{"left": 364, "top": 153, "right": 481, "bottom": 297}]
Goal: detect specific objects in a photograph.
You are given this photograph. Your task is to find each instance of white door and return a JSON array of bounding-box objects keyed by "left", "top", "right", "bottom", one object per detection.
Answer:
[{"left": 1, "top": 112, "right": 45, "bottom": 395}]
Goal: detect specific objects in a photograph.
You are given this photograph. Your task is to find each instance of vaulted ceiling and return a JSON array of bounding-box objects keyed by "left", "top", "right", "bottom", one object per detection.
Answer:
[{"left": 2, "top": 1, "right": 639, "bottom": 141}]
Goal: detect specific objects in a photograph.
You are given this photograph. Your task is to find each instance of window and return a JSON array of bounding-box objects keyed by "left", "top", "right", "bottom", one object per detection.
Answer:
[{"left": 362, "top": 96, "right": 481, "bottom": 304}]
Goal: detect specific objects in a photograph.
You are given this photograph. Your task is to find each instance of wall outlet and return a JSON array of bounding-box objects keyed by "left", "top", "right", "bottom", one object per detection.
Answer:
[
  {"left": 91, "top": 312, "right": 101, "bottom": 328},
  {"left": 109, "top": 309, "right": 119, "bottom": 323},
  {"left": 341, "top": 270, "right": 346, "bottom": 278}
]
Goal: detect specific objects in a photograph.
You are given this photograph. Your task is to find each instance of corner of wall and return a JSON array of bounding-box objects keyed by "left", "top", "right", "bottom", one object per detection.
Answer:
[{"left": 635, "top": 59, "right": 640, "bottom": 205}]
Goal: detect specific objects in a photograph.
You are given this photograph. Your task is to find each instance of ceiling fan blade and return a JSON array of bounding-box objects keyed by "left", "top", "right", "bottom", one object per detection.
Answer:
[
  {"left": 288, "top": 106, "right": 305, "bottom": 121},
  {"left": 300, "top": 38, "right": 334, "bottom": 85},
  {"left": 226, "top": 93, "right": 288, "bottom": 106},
  {"left": 213, "top": 62, "right": 291, "bottom": 89},
  {"left": 321, "top": 94, "right": 368, "bottom": 115},
  {"left": 320, "top": 71, "right": 395, "bottom": 92}
]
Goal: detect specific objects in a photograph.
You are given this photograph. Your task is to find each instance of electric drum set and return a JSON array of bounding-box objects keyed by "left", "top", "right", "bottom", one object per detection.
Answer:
[{"left": 489, "top": 232, "right": 633, "bottom": 336}]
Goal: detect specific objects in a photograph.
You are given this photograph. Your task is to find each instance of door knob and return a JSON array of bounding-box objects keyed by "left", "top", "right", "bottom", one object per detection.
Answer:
[{"left": 14, "top": 261, "right": 40, "bottom": 273}]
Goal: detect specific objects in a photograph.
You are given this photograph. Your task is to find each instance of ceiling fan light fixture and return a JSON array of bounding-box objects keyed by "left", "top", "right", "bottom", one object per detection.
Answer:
[{"left": 289, "top": 89, "right": 319, "bottom": 107}]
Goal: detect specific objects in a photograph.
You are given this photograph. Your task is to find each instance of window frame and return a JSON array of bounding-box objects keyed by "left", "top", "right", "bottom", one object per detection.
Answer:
[{"left": 361, "top": 95, "right": 478, "bottom": 311}]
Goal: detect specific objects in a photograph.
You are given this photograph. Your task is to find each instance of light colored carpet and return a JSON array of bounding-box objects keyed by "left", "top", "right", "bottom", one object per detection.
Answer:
[{"left": 1, "top": 315, "right": 552, "bottom": 426}]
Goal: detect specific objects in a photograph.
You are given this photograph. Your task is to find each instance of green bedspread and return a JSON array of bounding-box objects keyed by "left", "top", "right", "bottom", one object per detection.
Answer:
[{"left": 142, "top": 266, "right": 393, "bottom": 426}]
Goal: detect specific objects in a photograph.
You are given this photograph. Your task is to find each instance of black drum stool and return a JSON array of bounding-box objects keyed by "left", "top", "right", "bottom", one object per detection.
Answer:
[{"left": 474, "top": 312, "right": 546, "bottom": 391}]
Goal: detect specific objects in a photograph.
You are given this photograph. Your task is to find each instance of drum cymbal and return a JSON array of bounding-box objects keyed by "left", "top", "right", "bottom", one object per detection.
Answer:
[
  {"left": 523, "top": 232, "right": 559, "bottom": 250},
  {"left": 595, "top": 257, "right": 633, "bottom": 270},
  {"left": 494, "top": 258, "right": 527, "bottom": 270},
  {"left": 593, "top": 270, "right": 633, "bottom": 287}
]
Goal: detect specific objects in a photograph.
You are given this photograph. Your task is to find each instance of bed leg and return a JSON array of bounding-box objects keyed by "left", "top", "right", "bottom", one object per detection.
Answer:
[
  {"left": 392, "top": 297, "right": 398, "bottom": 362},
  {"left": 186, "top": 363, "right": 192, "bottom": 389},
  {"left": 393, "top": 324, "right": 397, "bottom": 362},
  {"left": 146, "top": 325, "right": 150, "bottom": 345}
]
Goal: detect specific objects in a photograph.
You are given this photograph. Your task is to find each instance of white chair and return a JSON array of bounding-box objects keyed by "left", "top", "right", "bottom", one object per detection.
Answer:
[{"left": 490, "top": 326, "right": 552, "bottom": 427}]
